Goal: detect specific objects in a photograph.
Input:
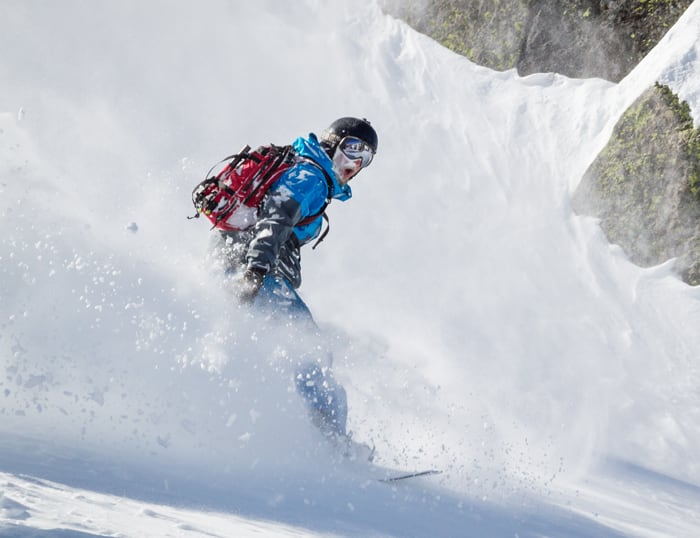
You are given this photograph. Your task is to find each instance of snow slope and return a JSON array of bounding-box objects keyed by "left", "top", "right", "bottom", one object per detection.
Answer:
[{"left": 1, "top": 0, "right": 700, "bottom": 536}]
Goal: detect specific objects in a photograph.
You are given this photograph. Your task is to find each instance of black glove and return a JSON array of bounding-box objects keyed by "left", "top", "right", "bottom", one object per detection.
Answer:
[{"left": 239, "top": 267, "right": 266, "bottom": 304}]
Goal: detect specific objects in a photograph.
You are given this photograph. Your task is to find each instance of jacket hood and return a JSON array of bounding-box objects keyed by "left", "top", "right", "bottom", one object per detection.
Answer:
[{"left": 292, "top": 134, "right": 352, "bottom": 202}]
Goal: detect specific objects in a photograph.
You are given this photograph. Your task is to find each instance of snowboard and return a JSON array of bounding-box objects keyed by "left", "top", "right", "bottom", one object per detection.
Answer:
[
  {"left": 377, "top": 468, "right": 442, "bottom": 483},
  {"left": 330, "top": 434, "right": 441, "bottom": 483}
]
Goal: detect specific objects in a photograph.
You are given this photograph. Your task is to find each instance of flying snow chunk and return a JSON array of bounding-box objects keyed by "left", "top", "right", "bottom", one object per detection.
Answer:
[{"left": 126, "top": 222, "right": 139, "bottom": 233}]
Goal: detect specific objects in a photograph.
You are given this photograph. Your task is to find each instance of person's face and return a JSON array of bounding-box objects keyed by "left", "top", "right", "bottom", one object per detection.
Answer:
[
  {"left": 332, "top": 150, "right": 363, "bottom": 185},
  {"left": 332, "top": 136, "right": 375, "bottom": 186}
]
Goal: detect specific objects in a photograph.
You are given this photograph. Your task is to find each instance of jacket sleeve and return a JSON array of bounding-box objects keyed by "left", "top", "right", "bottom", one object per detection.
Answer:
[
  {"left": 245, "top": 185, "right": 303, "bottom": 273},
  {"left": 245, "top": 163, "right": 330, "bottom": 274}
]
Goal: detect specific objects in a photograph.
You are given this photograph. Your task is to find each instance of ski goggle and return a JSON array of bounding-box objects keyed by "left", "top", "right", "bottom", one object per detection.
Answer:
[{"left": 338, "top": 136, "right": 375, "bottom": 168}]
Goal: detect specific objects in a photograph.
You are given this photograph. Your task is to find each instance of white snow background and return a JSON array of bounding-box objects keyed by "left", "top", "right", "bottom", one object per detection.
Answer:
[{"left": 2, "top": 0, "right": 700, "bottom": 536}]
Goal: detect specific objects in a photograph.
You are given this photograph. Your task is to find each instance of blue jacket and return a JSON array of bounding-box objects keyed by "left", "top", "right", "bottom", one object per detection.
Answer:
[{"left": 244, "top": 133, "right": 351, "bottom": 288}]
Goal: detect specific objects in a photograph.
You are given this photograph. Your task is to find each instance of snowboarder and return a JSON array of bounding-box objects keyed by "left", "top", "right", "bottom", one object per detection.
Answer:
[{"left": 210, "top": 117, "right": 378, "bottom": 460}]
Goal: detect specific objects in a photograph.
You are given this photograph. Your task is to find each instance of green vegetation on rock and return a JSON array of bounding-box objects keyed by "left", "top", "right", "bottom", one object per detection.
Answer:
[
  {"left": 384, "top": 0, "right": 692, "bottom": 81},
  {"left": 389, "top": 0, "right": 528, "bottom": 71},
  {"left": 573, "top": 84, "right": 700, "bottom": 285}
]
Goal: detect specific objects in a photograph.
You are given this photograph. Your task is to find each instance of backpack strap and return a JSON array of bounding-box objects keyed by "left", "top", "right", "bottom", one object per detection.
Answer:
[
  {"left": 296, "top": 156, "right": 335, "bottom": 249},
  {"left": 311, "top": 213, "right": 330, "bottom": 250}
]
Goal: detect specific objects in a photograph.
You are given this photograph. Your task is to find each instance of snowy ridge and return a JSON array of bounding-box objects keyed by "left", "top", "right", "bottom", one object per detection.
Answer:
[
  {"left": 1, "top": 0, "right": 700, "bottom": 536},
  {"left": 620, "top": 0, "right": 700, "bottom": 127}
]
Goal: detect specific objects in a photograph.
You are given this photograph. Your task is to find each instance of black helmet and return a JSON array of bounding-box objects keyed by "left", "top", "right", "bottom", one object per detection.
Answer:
[{"left": 320, "top": 117, "right": 378, "bottom": 155}]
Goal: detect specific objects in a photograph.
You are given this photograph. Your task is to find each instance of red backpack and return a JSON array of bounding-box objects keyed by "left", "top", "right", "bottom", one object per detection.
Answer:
[
  {"left": 190, "top": 144, "right": 333, "bottom": 242},
  {"left": 190, "top": 144, "right": 291, "bottom": 232},
  {"left": 190, "top": 144, "right": 333, "bottom": 231}
]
